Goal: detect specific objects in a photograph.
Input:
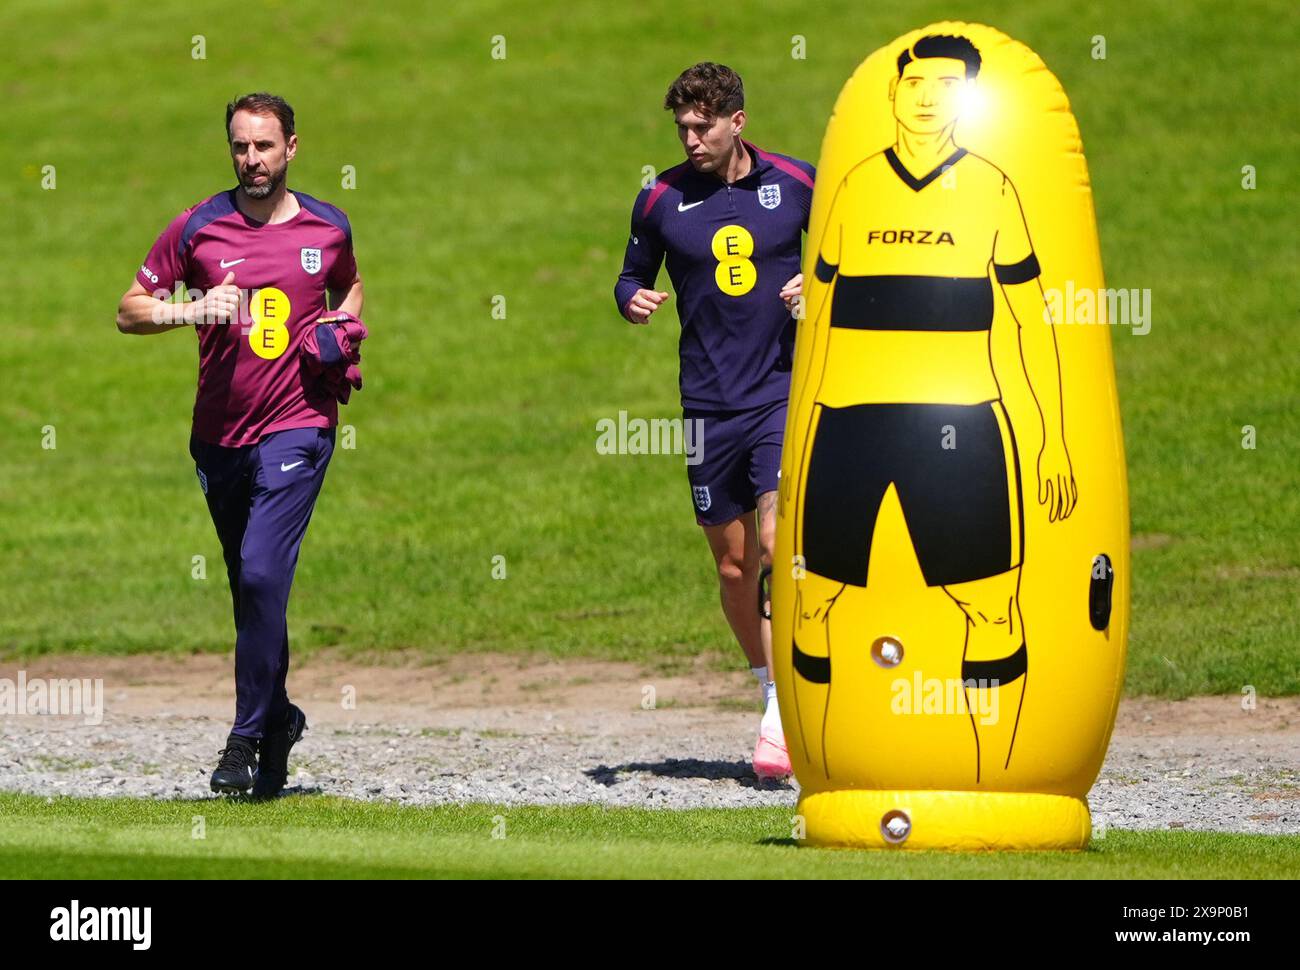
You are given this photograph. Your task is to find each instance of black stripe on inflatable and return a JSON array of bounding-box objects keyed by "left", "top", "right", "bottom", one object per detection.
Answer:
[
  {"left": 830, "top": 275, "right": 994, "bottom": 331},
  {"left": 994, "top": 253, "right": 1041, "bottom": 285},
  {"left": 962, "top": 642, "right": 1027, "bottom": 686},
  {"left": 814, "top": 255, "right": 837, "bottom": 283},
  {"left": 1001, "top": 401, "right": 1026, "bottom": 567},
  {"left": 793, "top": 642, "right": 831, "bottom": 684},
  {"left": 884, "top": 147, "right": 968, "bottom": 192}
]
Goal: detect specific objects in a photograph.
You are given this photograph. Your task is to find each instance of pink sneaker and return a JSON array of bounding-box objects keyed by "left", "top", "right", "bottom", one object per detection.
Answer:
[{"left": 753, "top": 730, "right": 792, "bottom": 781}]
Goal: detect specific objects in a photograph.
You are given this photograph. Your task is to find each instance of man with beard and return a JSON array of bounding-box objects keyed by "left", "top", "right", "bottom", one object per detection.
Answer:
[{"left": 116, "top": 92, "right": 363, "bottom": 797}]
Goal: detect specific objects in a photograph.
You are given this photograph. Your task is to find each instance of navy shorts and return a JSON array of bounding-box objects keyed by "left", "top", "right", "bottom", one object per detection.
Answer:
[
  {"left": 801, "top": 402, "right": 1024, "bottom": 587},
  {"left": 684, "top": 399, "right": 786, "bottom": 526}
]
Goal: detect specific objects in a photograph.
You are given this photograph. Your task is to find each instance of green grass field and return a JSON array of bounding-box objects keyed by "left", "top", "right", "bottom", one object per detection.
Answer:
[
  {"left": 1, "top": 0, "right": 1295, "bottom": 880},
  {"left": 3, "top": 792, "right": 1296, "bottom": 879},
  {"left": 2, "top": 0, "right": 1294, "bottom": 693}
]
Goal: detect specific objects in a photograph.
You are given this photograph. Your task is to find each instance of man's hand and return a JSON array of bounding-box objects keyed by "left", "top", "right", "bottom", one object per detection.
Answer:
[
  {"left": 186, "top": 271, "right": 241, "bottom": 325},
  {"left": 118, "top": 271, "right": 240, "bottom": 335},
  {"left": 779, "top": 273, "right": 803, "bottom": 314},
  {"left": 624, "top": 288, "right": 669, "bottom": 324},
  {"left": 1037, "top": 440, "right": 1078, "bottom": 522}
]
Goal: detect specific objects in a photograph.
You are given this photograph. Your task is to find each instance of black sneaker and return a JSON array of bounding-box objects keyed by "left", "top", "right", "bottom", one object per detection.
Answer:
[
  {"left": 210, "top": 735, "right": 259, "bottom": 794},
  {"left": 251, "top": 704, "right": 307, "bottom": 799}
]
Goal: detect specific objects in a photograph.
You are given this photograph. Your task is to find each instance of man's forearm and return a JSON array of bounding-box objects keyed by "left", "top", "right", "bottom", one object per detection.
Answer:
[
  {"left": 329, "top": 278, "right": 363, "bottom": 317},
  {"left": 1006, "top": 282, "right": 1066, "bottom": 441},
  {"left": 117, "top": 294, "right": 193, "bottom": 335}
]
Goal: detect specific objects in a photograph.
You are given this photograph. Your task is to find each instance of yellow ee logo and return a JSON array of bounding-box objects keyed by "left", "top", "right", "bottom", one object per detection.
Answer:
[
  {"left": 711, "top": 225, "right": 756, "bottom": 296},
  {"left": 248, "top": 287, "right": 291, "bottom": 359}
]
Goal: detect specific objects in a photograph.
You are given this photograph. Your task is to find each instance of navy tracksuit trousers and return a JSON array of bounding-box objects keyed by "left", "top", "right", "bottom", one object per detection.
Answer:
[{"left": 190, "top": 426, "right": 334, "bottom": 740}]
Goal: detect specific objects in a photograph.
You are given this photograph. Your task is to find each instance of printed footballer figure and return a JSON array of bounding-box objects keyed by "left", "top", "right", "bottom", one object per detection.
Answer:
[{"left": 787, "top": 34, "right": 1077, "bottom": 783}]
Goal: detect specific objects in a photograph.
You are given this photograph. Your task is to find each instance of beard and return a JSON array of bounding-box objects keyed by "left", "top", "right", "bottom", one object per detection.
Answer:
[{"left": 239, "top": 164, "right": 285, "bottom": 199}]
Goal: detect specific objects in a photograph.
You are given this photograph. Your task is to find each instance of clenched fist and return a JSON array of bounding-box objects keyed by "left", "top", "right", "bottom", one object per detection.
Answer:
[
  {"left": 623, "top": 288, "right": 670, "bottom": 325},
  {"left": 188, "top": 271, "right": 241, "bottom": 325}
]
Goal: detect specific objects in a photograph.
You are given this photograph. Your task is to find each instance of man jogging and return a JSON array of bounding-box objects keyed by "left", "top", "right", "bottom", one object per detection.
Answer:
[
  {"left": 614, "top": 63, "right": 814, "bottom": 780},
  {"left": 116, "top": 92, "right": 363, "bottom": 797}
]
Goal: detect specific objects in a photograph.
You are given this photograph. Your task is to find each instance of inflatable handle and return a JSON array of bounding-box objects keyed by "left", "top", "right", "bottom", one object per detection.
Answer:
[{"left": 1089, "top": 554, "right": 1115, "bottom": 631}]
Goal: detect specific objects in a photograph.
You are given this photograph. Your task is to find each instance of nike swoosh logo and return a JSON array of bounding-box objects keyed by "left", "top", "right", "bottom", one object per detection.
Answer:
[
  {"left": 280, "top": 461, "right": 304, "bottom": 472},
  {"left": 220, "top": 258, "right": 246, "bottom": 268},
  {"left": 677, "top": 201, "right": 704, "bottom": 212}
]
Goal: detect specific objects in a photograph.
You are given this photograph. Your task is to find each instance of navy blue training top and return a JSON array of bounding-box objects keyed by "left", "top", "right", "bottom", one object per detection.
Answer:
[{"left": 615, "top": 141, "right": 815, "bottom": 411}]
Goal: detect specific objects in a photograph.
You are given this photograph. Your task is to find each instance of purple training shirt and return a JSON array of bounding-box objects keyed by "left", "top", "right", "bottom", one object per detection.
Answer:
[{"left": 137, "top": 188, "right": 358, "bottom": 447}]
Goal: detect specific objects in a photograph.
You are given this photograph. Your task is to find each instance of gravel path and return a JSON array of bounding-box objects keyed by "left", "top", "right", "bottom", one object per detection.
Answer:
[{"left": 1, "top": 653, "right": 1295, "bottom": 834}]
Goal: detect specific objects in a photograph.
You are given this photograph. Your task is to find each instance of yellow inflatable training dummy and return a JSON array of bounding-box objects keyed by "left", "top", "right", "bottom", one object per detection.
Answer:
[{"left": 773, "top": 22, "right": 1129, "bottom": 850}]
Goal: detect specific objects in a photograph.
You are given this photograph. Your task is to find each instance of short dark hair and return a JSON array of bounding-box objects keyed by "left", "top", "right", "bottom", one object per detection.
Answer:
[
  {"left": 225, "top": 92, "right": 295, "bottom": 142},
  {"left": 897, "top": 35, "right": 981, "bottom": 80},
  {"left": 664, "top": 62, "right": 744, "bottom": 117}
]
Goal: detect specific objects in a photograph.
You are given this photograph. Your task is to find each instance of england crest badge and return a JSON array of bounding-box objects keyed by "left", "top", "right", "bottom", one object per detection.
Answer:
[
  {"left": 300, "top": 248, "right": 322, "bottom": 274},
  {"left": 758, "top": 184, "right": 781, "bottom": 210},
  {"left": 692, "top": 485, "right": 712, "bottom": 512}
]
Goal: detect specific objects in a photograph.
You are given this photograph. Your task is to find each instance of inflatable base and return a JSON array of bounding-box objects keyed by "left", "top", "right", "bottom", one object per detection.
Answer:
[{"left": 798, "top": 789, "right": 1092, "bottom": 851}]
